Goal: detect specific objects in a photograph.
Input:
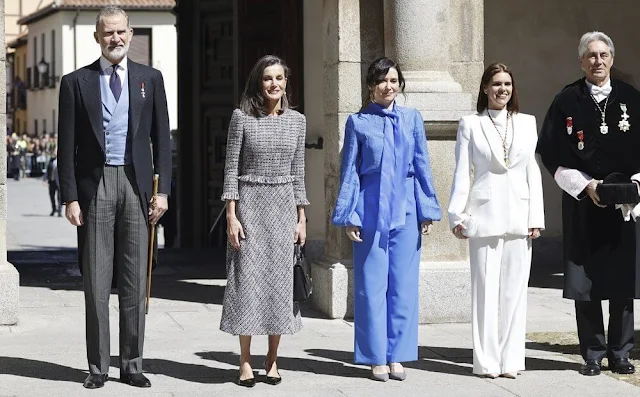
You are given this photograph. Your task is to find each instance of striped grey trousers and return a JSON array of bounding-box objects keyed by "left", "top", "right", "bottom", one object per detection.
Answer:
[{"left": 82, "top": 165, "right": 148, "bottom": 375}]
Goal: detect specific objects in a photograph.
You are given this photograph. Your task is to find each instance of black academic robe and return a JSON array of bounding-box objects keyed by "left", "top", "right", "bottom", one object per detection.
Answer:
[{"left": 537, "top": 78, "right": 640, "bottom": 301}]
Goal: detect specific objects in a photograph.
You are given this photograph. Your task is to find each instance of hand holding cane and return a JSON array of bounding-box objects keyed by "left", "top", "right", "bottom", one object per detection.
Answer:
[{"left": 146, "top": 174, "right": 160, "bottom": 314}]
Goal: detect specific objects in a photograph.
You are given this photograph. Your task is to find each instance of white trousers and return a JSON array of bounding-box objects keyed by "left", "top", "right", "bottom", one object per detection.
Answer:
[{"left": 469, "top": 235, "right": 531, "bottom": 375}]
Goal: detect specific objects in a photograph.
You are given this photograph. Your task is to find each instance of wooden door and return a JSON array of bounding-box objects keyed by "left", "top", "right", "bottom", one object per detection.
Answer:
[
  {"left": 237, "top": 0, "right": 303, "bottom": 110},
  {"left": 176, "top": 0, "right": 303, "bottom": 248}
]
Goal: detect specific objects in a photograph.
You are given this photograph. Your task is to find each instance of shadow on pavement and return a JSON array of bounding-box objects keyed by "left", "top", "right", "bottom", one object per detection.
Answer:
[
  {"left": 526, "top": 340, "right": 581, "bottom": 356},
  {"left": 527, "top": 332, "right": 640, "bottom": 361},
  {"left": 0, "top": 355, "right": 238, "bottom": 385},
  {"left": 306, "top": 346, "right": 582, "bottom": 377},
  {"left": 307, "top": 347, "right": 475, "bottom": 377},
  {"left": 9, "top": 248, "right": 230, "bottom": 305},
  {"left": 419, "top": 346, "right": 581, "bottom": 372},
  {"left": 108, "top": 356, "right": 237, "bottom": 385},
  {"left": 0, "top": 357, "right": 86, "bottom": 383},
  {"left": 0, "top": 346, "right": 583, "bottom": 386},
  {"left": 197, "top": 350, "right": 370, "bottom": 380}
]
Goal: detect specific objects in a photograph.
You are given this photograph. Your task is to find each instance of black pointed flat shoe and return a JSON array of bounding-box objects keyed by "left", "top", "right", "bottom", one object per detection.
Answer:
[
  {"left": 264, "top": 360, "right": 282, "bottom": 385},
  {"left": 236, "top": 376, "right": 256, "bottom": 387}
]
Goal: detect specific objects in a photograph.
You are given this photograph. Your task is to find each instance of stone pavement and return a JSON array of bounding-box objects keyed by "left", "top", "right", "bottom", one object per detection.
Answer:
[{"left": 1, "top": 178, "right": 640, "bottom": 397}]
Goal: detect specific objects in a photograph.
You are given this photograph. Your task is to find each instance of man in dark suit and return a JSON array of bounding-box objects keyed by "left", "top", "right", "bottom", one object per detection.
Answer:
[
  {"left": 43, "top": 155, "right": 61, "bottom": 216},
  {"left": 58, "top": 5, "right": 170, "bottom": 389}
]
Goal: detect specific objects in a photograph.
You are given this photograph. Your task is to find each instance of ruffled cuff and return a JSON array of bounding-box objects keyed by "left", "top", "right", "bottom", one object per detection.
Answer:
[
  {"left": 295, "top": 197, "right": 310, "bottom": 206},
  {"left": 221, "top": 192, "right": 239, "bottom": 201}
]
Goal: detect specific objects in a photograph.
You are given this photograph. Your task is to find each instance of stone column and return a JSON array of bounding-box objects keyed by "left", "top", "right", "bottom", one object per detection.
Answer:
[
  {"left": 0, "top": 0, "right": 19, "bottom": 326},
  {"left": 310, "top": 0, "right": 362, "bottom": 318},
  {"left": 312, "top": 0, "right": 484, "bottom": 323},
  {"left": 382, "top": 0, "right": 483, "bottom": 323}
]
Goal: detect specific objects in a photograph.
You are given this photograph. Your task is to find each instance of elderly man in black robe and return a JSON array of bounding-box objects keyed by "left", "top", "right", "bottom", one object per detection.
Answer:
[{"left": 537, "top": 31, "right": 640, "bottom": 376}]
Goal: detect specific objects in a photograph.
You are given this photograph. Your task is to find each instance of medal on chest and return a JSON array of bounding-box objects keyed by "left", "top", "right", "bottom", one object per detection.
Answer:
[
  {"left": 577, "top": 130, "right": 584, "bottom": 150},
  {"left": 600, "top": 123, "right": 609, "bottom": 134},
  {"left": 566, "top": 117, "right": 573, "bottom": 135},
  {"left": 591, "top": 94, "right": 609, "bottom": 134},
  {"left": 618, "top": 103, "right": 631, "bottom": 132}
]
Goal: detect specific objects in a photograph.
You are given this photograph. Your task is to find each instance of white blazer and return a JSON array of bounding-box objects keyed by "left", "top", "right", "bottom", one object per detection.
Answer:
[{"left": 448, "top": 110, "right": 545, "bottom": 237}]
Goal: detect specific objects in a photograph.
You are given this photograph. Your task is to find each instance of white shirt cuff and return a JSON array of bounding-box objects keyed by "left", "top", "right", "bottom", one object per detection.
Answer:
[{"left": 554, "top": 166, "right": 592, "bottom": 200}]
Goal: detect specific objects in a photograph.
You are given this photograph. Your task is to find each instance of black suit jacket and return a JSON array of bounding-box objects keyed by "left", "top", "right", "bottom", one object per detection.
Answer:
[
  {"left": 58, "top": 58, "right": 171, "bottom": 273},
  {"left": 58, "top": 58, "right": 171, "bottom": 214}
]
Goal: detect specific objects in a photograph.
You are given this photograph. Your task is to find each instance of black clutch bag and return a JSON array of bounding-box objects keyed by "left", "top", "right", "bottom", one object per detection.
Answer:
[
  {"left": 293, "top": 243, "right": 313, "bottom": 302},
  {"left": 596, "top": 173, "right": 640, "bottom": 205}
]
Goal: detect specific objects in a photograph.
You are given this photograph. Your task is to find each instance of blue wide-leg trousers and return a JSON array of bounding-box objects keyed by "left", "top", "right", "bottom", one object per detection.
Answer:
[{"left": 353, "top": 177, "right": 421, "bottom": 365}]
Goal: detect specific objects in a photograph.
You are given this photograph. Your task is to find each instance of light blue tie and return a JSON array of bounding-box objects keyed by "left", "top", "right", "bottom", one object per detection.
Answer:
[{"left": 377, "top": 106, "right": 406, "bottom": 233}]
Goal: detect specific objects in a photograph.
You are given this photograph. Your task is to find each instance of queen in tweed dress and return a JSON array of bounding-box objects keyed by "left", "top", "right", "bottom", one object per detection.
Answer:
[
  {"left": 221, "top": 108, "right": 307, "bottom": 334},
  {"left": 220, "top": 55, "right": 308, "bottom": 387}
]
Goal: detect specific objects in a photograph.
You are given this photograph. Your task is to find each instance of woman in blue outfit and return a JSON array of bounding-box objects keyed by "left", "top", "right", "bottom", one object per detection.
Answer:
[{"left": 332, "top": 57, "right": 442, "bottom": 382}]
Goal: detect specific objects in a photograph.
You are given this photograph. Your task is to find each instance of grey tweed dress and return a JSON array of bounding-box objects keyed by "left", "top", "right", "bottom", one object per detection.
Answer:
[{"left": 220, "top": 108, "right": 309, "bottom": 335}]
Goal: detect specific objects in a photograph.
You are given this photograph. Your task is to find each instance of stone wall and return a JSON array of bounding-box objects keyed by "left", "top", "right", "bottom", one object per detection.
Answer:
[{"left": 0, "top": 0, "right": 20, "bottom": 326}]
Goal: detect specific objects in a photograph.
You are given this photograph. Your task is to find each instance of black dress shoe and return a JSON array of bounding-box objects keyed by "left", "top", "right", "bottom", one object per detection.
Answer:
[
  {"left": 610, "top": 358, "right": 636, "bottom": 374},
  {"left": 579, "top": 359, "right": 602, "bottom": 376},
  {"left": 83, "top": 374, "right": 108, "bottom": 389},
  {"left": 120, "top": 373, "right": 151, "bottom": 388}
]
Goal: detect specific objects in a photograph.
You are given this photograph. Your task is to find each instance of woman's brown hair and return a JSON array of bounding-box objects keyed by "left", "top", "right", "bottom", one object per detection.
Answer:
[
  {"left": 240, "top": 55, "right": 291, "bottom": 117},
  {"left": 476, "top": 62, "right": 519, "bottom": 113}
]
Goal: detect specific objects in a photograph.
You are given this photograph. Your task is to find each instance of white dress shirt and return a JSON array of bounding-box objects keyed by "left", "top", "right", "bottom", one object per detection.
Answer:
[
  {"left": 585, "top": 78, "right": 612, "bottom": 102},
  {"left": 99, "top": 55, "right": 127, "bottom": 88}
]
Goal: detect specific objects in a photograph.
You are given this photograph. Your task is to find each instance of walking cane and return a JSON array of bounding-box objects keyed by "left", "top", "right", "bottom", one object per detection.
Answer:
[
  {"left": 209, "top": 202, "right": 228, "bottom": 236},
  {"left": 146, "top": 174, "right": 160, "bottom": 314}
]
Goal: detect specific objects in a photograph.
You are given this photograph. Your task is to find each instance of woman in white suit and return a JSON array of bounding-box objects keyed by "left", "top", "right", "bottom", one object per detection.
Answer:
[{"left": 448, "top": 63, "right": 545, "bottom": 378}]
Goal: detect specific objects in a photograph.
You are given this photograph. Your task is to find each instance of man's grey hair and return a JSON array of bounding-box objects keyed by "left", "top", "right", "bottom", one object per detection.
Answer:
[
  {"left": 578, "top": 31, "right": 615, "bottom": 58},
  {"left": 95, "top": 6, "right": 130, "bottom": 30}
]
